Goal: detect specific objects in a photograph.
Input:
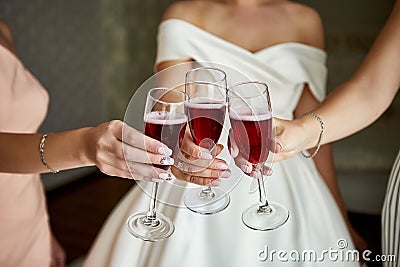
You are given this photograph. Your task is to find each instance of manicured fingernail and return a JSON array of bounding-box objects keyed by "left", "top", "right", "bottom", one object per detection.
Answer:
[
  {"left": 160, "top": 157, "right": 174, "bottom": 165},
  {"left": 158, "top": 146, "right": 172, "bottom": 156},
  {"left": 152, "top": 178, "right": 164, "bottom": 183},
  {"left": 229, "top": 147, "right": 234, "bottom": 155},
  {"left": 158, "top": 173, "right": 172, "bottom": 180},
  {"left": 264, "top": 167, "right": 273, "bottom": 176},
  {"left": 241, "top": 165, "right": 250, "bottom": 173},
  {"left": 219, "top": 170, "right": 231, "bottom": 178},
  {"left": 210, "top": 179, "right": 221, "bottom": 186},
  {"left": 199, "top": 151, "right": 213, "bottom": 160},
  {"left": 216, "top": 162, "right": 229, "bottom": 170}
]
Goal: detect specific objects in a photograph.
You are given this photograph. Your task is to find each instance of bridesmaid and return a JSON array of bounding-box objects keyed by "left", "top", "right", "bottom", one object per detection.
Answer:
[{"left": 0, "top": 20, "right": 175, "bottom": 267}]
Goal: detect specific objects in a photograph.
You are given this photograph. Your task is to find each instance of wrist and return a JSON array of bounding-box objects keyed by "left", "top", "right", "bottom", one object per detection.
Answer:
[
  {"left": 298, "top": 113, "right": 323, "bottom": 150},
  {"left": 77, "top": 127, "right": 95, "bottom": 166}
]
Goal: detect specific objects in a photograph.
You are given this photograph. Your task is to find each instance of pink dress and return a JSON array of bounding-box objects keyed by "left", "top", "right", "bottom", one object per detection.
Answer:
[{"left": 0, "top": 44, "right": 51, "bottom": 266}]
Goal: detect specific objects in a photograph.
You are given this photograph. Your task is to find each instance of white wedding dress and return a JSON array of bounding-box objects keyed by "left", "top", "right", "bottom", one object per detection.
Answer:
[{"left": 84, "top": 19, "right": 359, "bottom": 267}]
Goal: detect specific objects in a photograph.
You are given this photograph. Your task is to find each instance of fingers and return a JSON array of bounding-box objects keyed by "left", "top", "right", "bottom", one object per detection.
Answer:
[
  {"left": 93, "top": 125, "right": 176, "bottom": 179},
  {"left": 179, "top": 163, "right": 231, "bottom": 179},
  {"left": 270, "top": 138, "right": 283, "bottom": 154},
  {"left": 271, "top": 117, "right": 313, "bottom": 162},
  {"left": 234, "top": 153, "right": 252, "bottom": 174},
  {"left": 232, "top": 151, "right": 273, "bottom": 177},
  {"left": 98, "top": 154, "right": 174, "bottom": 182},
  {"left": 172, "top": 153, "right": 231, "bottom": 186},
  {"left": 121, "top": 122, "right": 173, "bottom": 156},
  {"left": 180, "top": 129, "right": 224, "bottom": 159},
  {"left": 99, "top": 161, "right": 172, "bottom": 182},
  {"left": 122, "top": 143, "right": 174, "bottom": 165},
  {"left": 271, "top": 117, "right": 286, "bottom": 156},
  {"left": 180, "top": 131, "right": 213, "bottom": 159},
  {"left": 262, "top": 164, "right": 273, "bottom": 176},
  {"left": 127, "top": 162, "right": 173, "bottom": 181},
  {"left": 171, "top": 166, "right": 225, "bottom": 186},
  {"left": 175, "top": 148, "right": 226, "bottom": 171}
]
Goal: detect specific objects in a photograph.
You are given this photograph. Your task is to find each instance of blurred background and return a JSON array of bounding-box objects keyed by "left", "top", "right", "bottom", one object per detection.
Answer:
[{"left": 0, "top": 0, "right": 398, "bottom": 266}]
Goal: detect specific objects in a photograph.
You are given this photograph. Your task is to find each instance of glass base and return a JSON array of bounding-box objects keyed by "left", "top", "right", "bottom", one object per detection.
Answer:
[
  {"left": 126, "top": 212, "right": 174, "bottom": 242},
  {"left": 242, "top": 202, "right": 289, "bottom": 231},
  {"left": 184, "top": 187, "right": 230, "bottom": 215}
]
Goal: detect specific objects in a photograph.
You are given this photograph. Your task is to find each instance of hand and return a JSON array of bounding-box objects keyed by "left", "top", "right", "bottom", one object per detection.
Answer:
[
  {"left": 83, "top": 120, "right": 174, "bottom": 181},
  {"left": 349, "top": 226, "right": 368, "bottom": 263},
  {"left": 50, "top": 234, "right": 66, "bottom": 267},
  {"left": 272, "top": 117, "right": 317, "bottom": 162},
  {"left": 228, "top": 129, "right": 273, "bottom": 177},
  {"left": 172, "top": 129, "right": 231, "bottom": 186}
]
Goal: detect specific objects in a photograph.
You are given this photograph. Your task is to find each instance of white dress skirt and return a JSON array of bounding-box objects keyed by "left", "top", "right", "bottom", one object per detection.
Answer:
[{"left": 84, "top": 19, "right": 360, "bottom": 267}]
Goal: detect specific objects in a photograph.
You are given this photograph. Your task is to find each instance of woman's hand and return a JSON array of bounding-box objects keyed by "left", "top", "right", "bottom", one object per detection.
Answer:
[
  {"left": 83, "top": 120, "right": 174, "bottom": 181},
  {"left": 172, "top": 129, "right": 231, "bottom": 186},
  {"left": 228, "top": 129, "right": 273, "bottom": 177},
  {"left": 272, "top": 117, "right": 320, "bottom": 162}
]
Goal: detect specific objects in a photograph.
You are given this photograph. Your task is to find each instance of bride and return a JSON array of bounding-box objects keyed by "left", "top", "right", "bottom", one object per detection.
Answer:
[{"left": 84, "top": 0, "right": 365, "bottom": 266}]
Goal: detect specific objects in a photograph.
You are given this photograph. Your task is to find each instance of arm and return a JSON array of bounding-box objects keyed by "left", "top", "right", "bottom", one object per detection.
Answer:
[
  {"left": 0, "top": 21, "right": 174, "bottom": 181},
  {"left": 294, "top": 87, "right": 367, "bottom": 252},
  {"left": 0, "top": 121, "right": 176, "bottom": 182},
  {"left": 317, "top": 0, "right": 400, "bottom": 142},
  {"left": 274, "top": 0, "right": 400, "bottom": 161},
  {"left": 293, "top": 7, "right": 367, "bottom": 252}
]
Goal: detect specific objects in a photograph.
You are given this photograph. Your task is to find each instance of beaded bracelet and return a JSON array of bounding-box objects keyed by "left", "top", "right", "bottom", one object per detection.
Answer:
[
  {"left": 300, "top": 112, "right": 325, "bottom": 159},
  {"left": 39, "top": 133, "right": 60, "bottom": 173}
]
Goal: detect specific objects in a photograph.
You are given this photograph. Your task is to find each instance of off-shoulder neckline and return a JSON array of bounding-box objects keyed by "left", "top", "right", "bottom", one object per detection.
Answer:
[{"left": 160, "top": 19, "right": 326, "bottom": 56}]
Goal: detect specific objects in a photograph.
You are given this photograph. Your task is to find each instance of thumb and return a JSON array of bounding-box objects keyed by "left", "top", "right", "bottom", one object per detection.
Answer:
[
  {"left": 228, "top": 129, "right": 239, "bottom": 158},
  {"left": 271, "top": 117, "right": 284, "bottom": 154}
]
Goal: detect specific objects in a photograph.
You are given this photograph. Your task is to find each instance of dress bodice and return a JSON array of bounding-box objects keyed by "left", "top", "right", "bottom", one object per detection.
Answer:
[{"left": 156, "top": 19, "right": 328, "bottom": 120}]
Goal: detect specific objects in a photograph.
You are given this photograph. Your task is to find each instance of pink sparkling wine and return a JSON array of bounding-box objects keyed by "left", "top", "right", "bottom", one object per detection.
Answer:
[
  {"left": 229, "top": 109, "right": 272, "bottom": 164},
  {"left": 185, "top": 98, "right": 226, "bottom": 149},
  {"left": 144, "top": 111, "right": 187, "bottom": 169}
]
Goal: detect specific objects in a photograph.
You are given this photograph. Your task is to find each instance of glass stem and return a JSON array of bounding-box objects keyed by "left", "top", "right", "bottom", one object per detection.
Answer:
[
  {"left": 144, "top": 182, "right": 160, "bottom": 226},
  {"left": 199, "top": 143, "right": 217, "bottom": 198},
  {"left": 256, "top": 166, "right": 272, "bottom": 214}
]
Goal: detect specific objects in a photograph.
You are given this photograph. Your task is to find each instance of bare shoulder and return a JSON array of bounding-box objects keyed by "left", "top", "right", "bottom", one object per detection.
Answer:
[
  {"left": 284, "top": 1, "right": 324, "bottom": 49},
  {"left": 161, "top": 0, "right": 212, "bottom": 26}
]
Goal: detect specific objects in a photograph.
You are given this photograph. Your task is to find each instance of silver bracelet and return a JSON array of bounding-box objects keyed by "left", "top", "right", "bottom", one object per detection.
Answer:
[
  {"left": 39, "top": 133, "right": 60, "bottom": 173},
  {"left": 301, "top": 112, "right": 325, "bottom": 159}
]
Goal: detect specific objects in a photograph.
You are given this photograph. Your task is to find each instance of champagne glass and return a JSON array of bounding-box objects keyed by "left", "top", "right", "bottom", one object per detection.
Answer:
[
  {"left": 183, "top": 66, "right": 230, "bottom": 215},
  {"left": 126, "top": 88, "right": 188, "bottom": 241},
  {"left": 228, "top": 81, "right": 289, "bottom": 231}
]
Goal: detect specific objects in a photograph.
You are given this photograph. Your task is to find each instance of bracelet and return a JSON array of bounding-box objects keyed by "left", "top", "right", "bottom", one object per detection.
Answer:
[
  {"left": 300, "top": 112, "right": 325, "bottom": 159},
  {"left": 39, "top": 133, "right": 60, "bottom": 173}
]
